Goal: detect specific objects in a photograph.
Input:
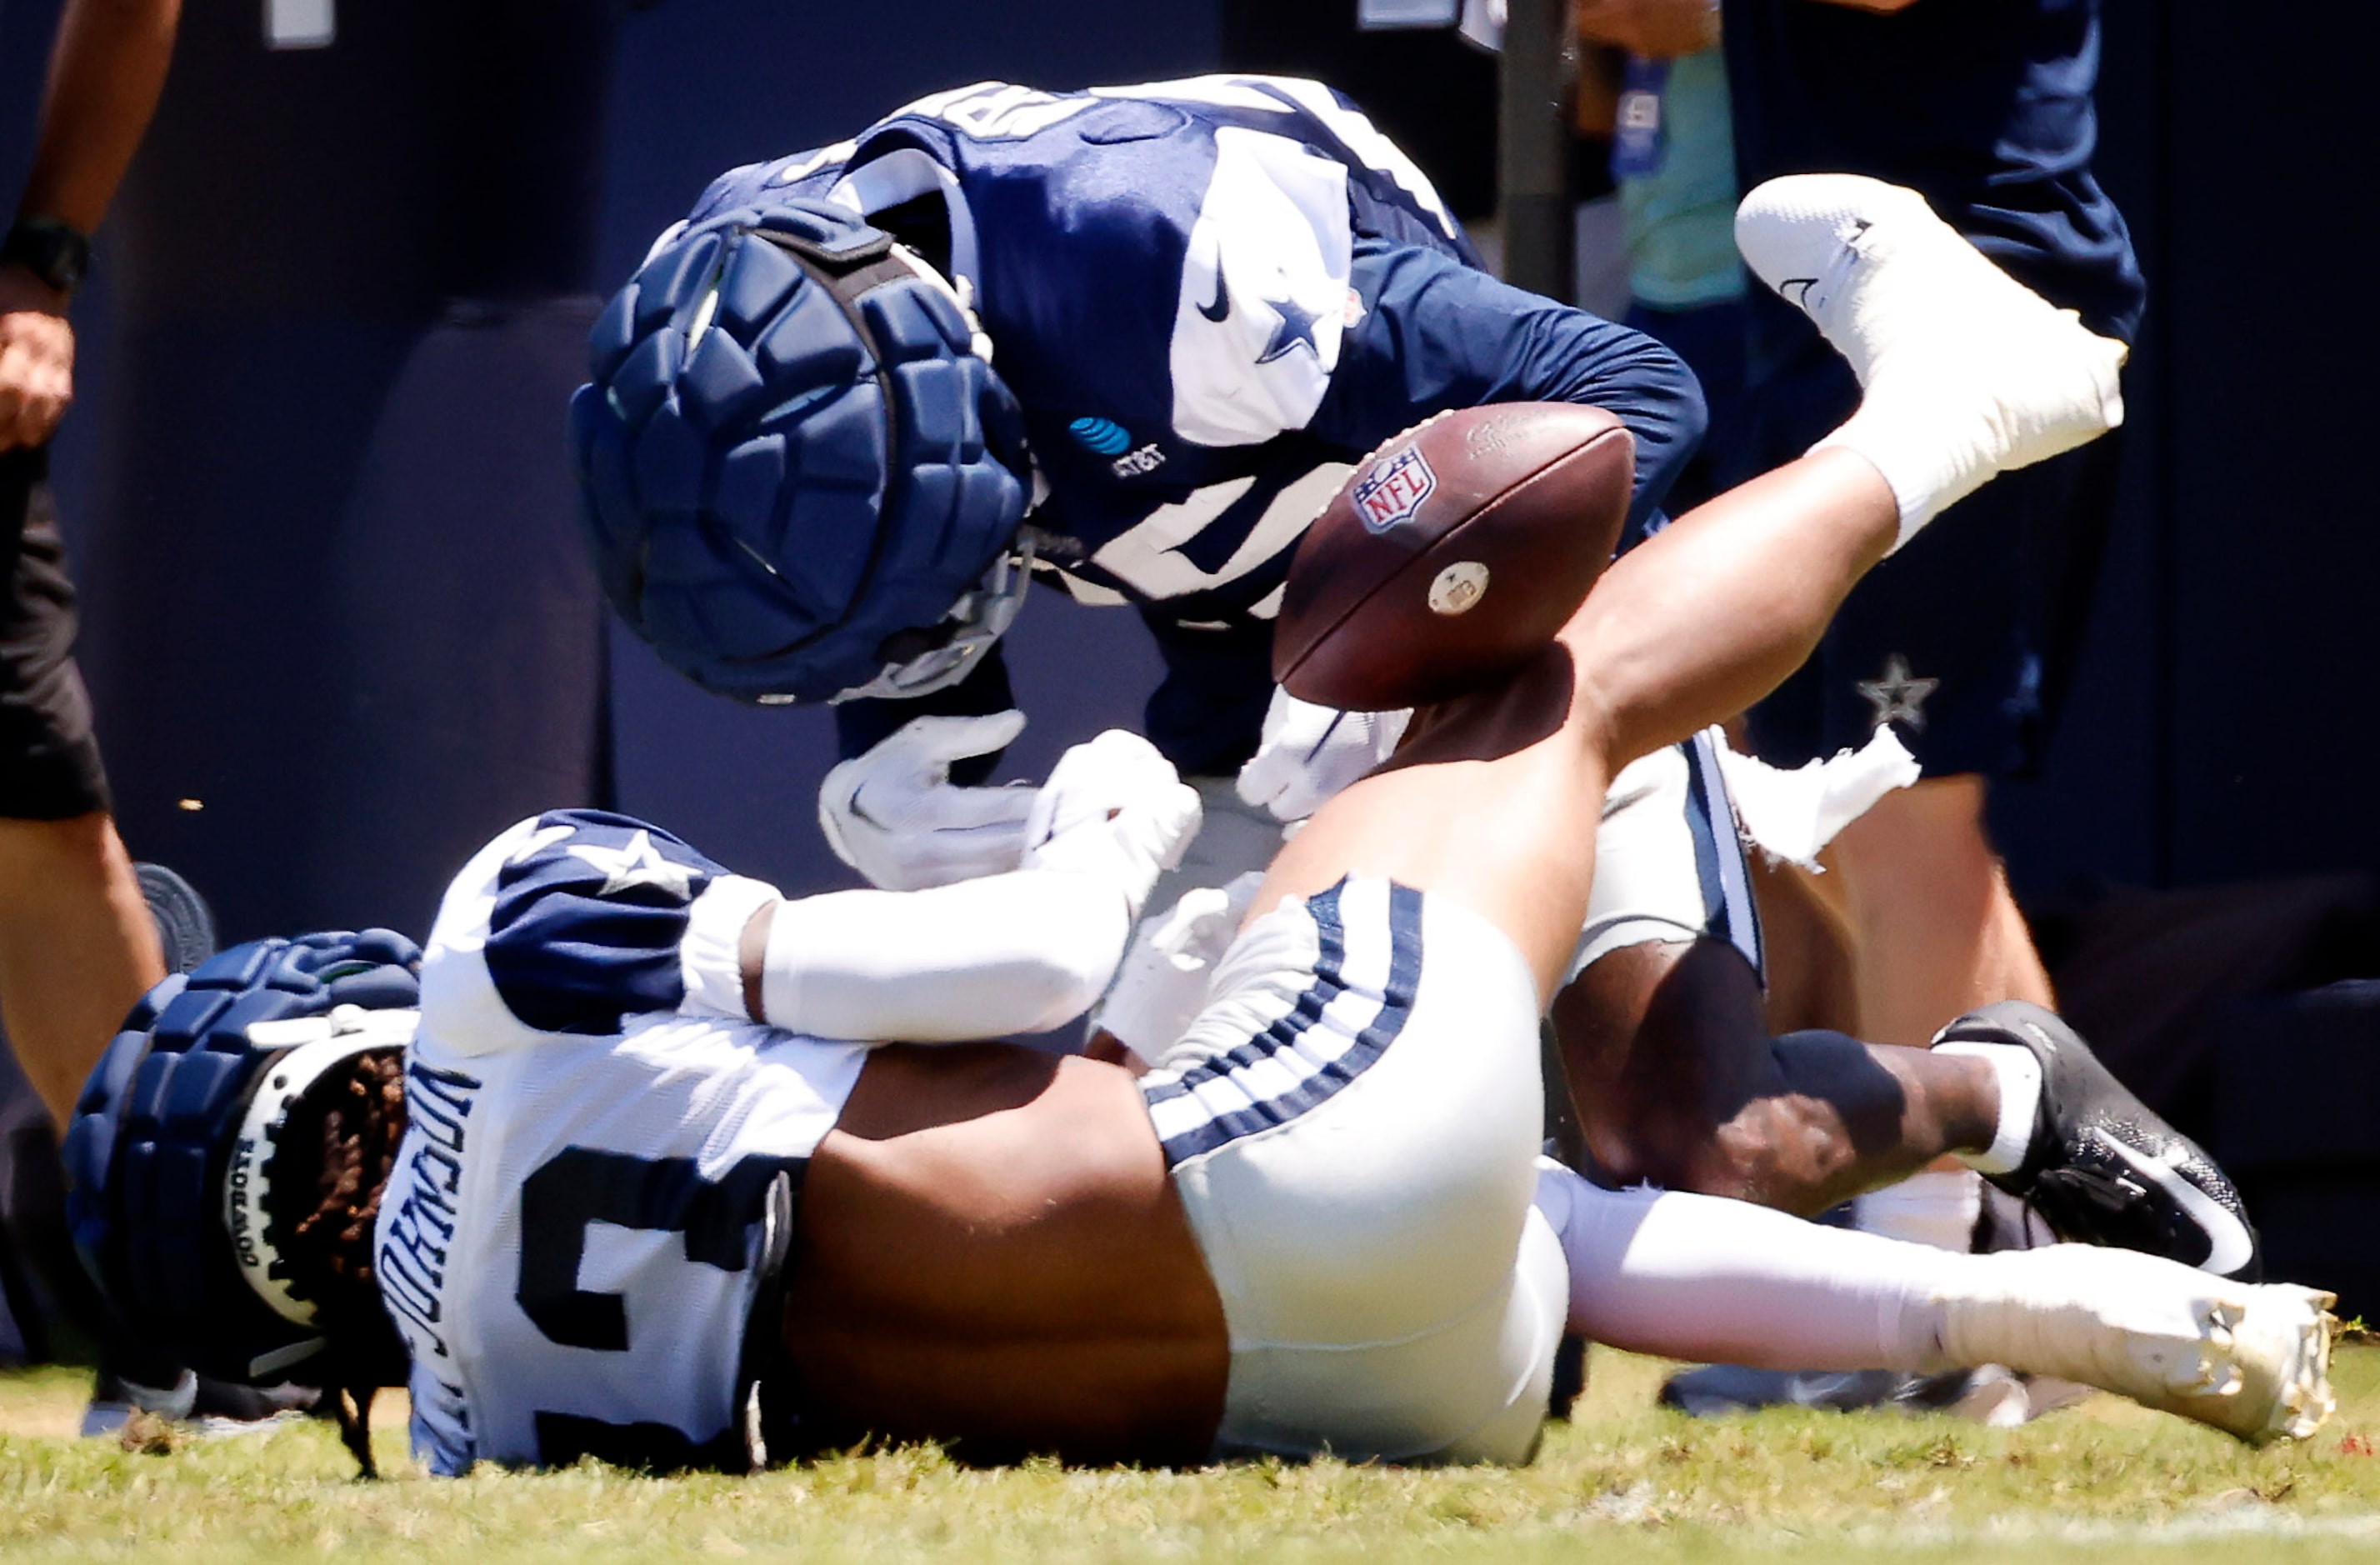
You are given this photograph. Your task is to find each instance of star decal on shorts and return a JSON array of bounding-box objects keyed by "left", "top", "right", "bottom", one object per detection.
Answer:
[
  {"left": 1257, "top": 291, "right": 1322, "bottom": 365},
  {"left": 567, "top": 829, "right": 696, "bottom": 900},
  {"left": 1858, "top": 653, "right": 1939, "bottom": 733}
]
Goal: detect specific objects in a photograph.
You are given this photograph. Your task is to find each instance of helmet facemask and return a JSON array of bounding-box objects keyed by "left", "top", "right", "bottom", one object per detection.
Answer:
[
  {"left": 822, "top": 528, "right": 1038, "bottom": 703},
  {"left": 223, "top": 1008, "right": 418, "bottom": 1371}
]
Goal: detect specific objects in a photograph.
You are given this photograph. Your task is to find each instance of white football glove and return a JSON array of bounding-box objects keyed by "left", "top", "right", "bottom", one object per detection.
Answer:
[
  {"left": 1234, "top": 688, "right": 1413, "bottom": 823},
  {"left": 1023, "top": 730, "right": 1202, "bottom": 920},
  {"left": 1094, "top": 872, "right": 1268, "bottom": 1069},
  {"left": 818, "top": 711, "right": 1036, "bottom": 892}
]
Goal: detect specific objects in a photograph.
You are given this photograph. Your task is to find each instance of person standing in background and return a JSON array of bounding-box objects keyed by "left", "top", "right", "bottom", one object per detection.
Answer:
[
  {"left": 1720, "top": 0, "right": 2140, "bottom": 1059},
  {"left": 0, "top": 0, "right": 181, "bottom": 1132},
  {"left": 1530, "top": 0, "right": 2148, "bottom": 1428},
  {"left": 1560, "top": 0, "right": 2138, "bottom": 1073},
  {"left": 1574, "top": 0, "right": 1748, "bottom": 516},
  {"left": 1564, "top": 0, "right": 2145, "bottom": 1402},
  {"left": 0, "top": 0, "right": 235, "bottom": 1425}
]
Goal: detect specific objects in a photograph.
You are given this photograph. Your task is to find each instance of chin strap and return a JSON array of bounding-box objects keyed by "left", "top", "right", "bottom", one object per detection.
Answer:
[{"left": 333, "top": 1383, "right": 378, "bottom": 1479}]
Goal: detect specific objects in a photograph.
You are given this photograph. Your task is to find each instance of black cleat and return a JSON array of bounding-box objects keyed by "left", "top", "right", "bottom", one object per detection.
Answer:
[{"left": 1936, "top": 1001, "right": 2262, "bottom": 1281}]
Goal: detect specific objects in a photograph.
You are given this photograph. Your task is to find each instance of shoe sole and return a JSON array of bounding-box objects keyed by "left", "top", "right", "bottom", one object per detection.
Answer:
[
  {"left": 135, "top": 862, "right": 218, "bottom": 976},
  {"left": 1939, "top": 1248, "right": 2335, "bottom": 1444},
  {"left": 2173, "top": 1284, "right": 2337, "bottom": 1446}
]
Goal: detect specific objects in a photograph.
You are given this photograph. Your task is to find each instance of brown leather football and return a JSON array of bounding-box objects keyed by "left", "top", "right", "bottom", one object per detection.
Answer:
[{"left": 1273, "top": 402, "right": 1635, "bottom": 711}]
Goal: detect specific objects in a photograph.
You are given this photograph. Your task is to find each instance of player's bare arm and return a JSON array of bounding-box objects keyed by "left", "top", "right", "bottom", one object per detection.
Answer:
[{"left": 1572, "top": 0, "right": 1722, "bottom": 59}]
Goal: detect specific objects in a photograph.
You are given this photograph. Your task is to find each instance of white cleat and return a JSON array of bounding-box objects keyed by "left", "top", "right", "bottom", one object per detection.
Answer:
[
  {"left": 1937, "top": 1244, "right": 2337, "bottom": 1445},
  {"left": 1734, "top": 174, "right": 2130, "bottom": 532}
]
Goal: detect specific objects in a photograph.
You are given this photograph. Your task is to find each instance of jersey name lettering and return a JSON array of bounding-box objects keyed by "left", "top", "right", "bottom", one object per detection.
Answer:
[
  {"left": 378, "top": 1062, "right": 481, "bottom": 1360},
  {"left": 895, "top": 82, "right": 1092, "bottom": 142}
]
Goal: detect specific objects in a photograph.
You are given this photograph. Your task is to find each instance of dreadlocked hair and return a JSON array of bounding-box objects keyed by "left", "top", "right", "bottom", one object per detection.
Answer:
[
  {"left": 278, "top": 1048, "right": 409, "bottom": 1298},
  {"left": 260, "top": 1047, "right": 410, "bottom": 1478}
]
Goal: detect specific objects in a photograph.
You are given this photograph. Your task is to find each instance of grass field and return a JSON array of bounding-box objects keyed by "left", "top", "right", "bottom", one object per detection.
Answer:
[{"left": 2, "top": 1345, "right": 2376, "bottom": 1562}]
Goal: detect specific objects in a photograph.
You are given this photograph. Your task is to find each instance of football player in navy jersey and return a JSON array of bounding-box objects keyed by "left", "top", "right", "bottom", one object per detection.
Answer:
[
  {"left": 568, "top": 77, "right": 2244, "bottom": 1248},
  {"left": 71, "top": 184, "right": 2329, "bottom": 1471},
  {"left": 1718, "top": 0, "right": 2143, "bottom": 1071}
]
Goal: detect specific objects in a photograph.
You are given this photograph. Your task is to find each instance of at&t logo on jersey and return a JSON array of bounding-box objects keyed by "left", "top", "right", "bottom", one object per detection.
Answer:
[
  {"left": 1353, "top": 447, "right": 1436, "bottom": 534},
  {"left": 1069, "top": 416, "right": 1132, "bottom": 456}
]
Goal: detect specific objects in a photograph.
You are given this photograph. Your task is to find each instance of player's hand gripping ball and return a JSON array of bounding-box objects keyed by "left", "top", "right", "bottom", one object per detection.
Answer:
[{"left": 1273, "top": 403, "right": 1634, "bottom": 711}]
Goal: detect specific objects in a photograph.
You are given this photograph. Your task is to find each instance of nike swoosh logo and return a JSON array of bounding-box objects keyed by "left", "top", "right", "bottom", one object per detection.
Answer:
[
  {"left": 1197, "top": 265, "right": 1231, "bottom": 323},
  {"left": 846, "top": 785, "right": 890, "bottom": 834},
  {"left": 2085, "top": 1128, "right": 2257, "bottom": 1278}
]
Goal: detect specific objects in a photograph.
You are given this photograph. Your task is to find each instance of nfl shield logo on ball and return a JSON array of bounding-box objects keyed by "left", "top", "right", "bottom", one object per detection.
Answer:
[{"left": 1352, "top": 447, "right": 1438, "bottom": 534}]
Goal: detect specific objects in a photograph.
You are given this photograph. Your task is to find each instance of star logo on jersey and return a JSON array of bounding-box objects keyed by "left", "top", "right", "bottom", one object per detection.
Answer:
[
  {"left": 1256, "top": 292, "right": 1322, "bottom": 365},
  {"left": 1857, "top": 653, "right": 1940, "bottom": 733},
  {"left": 566, "top": 829, "right": 697, "bottom": 900}
]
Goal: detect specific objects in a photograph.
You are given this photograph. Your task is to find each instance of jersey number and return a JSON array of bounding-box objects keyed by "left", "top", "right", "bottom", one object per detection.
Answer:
[
  {"left": 516, "top": 1148, "right": 792, "bottom": 1352},
  {"left": 516, "top": 1148, "right": 798, "bottom": 1470}
]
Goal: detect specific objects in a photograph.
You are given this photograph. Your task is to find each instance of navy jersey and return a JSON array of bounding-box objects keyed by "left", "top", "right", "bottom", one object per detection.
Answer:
[
  {"left": 681, "top": 77, "right": 1705, "bottom": 776},
  {"left": 1724, "top": 0, "right": 2144, "bottom": 348}
]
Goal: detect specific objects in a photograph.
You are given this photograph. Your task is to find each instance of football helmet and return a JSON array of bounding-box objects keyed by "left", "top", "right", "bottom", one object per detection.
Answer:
[
  {"left": 571, "top": 199, "right": 1033, "bottom": 704},
  {"left": 62, "top": 930, "right": 422, "bottom": 1389}
]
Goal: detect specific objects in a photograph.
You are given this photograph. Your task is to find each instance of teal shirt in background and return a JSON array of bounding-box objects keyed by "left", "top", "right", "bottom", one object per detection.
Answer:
[{"left": 1618, "top": 46, "right": 1746, "bottom": 310}]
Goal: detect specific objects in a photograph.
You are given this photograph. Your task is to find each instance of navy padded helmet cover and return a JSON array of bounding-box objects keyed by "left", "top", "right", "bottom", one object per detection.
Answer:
[
  {"left": 572, "top": 199, "right": 1029, "bottom": 703},
  {"left": 62, "top": 928, "right": 423, "bottom": 1384}
]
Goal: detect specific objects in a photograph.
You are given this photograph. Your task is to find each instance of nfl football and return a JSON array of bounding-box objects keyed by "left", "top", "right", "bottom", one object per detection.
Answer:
[{"left": 1273, "top": 402, "right": 1635, "bottom": 711}]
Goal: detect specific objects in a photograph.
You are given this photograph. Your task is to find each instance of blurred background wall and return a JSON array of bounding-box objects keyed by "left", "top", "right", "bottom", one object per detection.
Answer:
[{"left": 5, "top": 0, "right": 2373, "bottom": 931}]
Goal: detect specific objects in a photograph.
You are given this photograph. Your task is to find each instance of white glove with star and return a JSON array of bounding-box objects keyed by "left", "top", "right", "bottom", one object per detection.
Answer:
[
  {"left": 818, "top": 711, "right": 1037, "bottom": 892},
  {"left": 1092, "top": 872, "right": 1268, "bottom": 1069},
  {"left": 1234, "top": 688, "right": 1413, "bottom": 823},
  {"left": 1023, "top": 730, "right": 1202, "bottom": 921}
]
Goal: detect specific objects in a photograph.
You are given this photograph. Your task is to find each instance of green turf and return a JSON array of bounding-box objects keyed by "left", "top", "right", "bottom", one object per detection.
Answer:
[{"left": 2, "top": 1347, "right": 2376, "bottom": 1562}]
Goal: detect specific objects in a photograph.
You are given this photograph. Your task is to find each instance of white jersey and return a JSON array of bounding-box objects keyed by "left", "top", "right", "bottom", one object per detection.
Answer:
[{"left": 375, "top": 810, "right": 868, "bottom": 1474}]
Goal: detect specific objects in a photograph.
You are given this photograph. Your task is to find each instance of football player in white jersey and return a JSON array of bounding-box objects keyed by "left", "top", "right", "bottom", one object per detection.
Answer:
[{"left": 70, "top": 179, "right": 2332, "bottom": 1473}]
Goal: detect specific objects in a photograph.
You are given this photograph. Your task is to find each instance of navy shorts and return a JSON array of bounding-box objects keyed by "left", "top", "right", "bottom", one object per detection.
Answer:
[
  {"left": 1728, "top": 340, "right": 2122, "bottom": 781},
  {"left": 0, "top": 447, "right": 111, "bottom": 820}
]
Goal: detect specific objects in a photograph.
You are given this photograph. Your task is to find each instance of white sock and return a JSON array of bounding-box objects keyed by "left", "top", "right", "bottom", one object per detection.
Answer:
[
  {"left": 1534, "top": 1160, "right": 2321, "bottom": 1435},
  {"left": 1932, "top": 1247, "right": 2238, "bottom": 1405},
  {"left": 1813, "top": 408, "right": 1993, "bottom": 548},
  {"left": 1534, "top": 1162, "right": 1956, "bottom": 1372},
  {"left": 1933, "top": 1040, "right": 2044, "bottom": 1177}
]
